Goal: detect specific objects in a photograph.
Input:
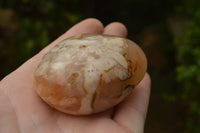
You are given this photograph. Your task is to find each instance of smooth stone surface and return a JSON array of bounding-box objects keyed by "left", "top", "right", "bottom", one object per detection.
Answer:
[{"left": 34, "top": 34, "right": 147, "bottom": 115}]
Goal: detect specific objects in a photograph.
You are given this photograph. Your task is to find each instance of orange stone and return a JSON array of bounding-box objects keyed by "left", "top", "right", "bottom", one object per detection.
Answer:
[{"left": 34, "top": 34, "right": 147, "bottom": 115}]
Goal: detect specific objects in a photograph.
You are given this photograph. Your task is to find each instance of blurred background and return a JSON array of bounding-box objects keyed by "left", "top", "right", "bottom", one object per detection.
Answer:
[{"left": 0, "top": 0, "right": 200, "bottom": 132}]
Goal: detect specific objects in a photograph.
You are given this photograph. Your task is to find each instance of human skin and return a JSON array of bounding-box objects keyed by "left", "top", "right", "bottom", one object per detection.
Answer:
[{"left": 0, "top": 18, "right": 151, "bottom": 133}]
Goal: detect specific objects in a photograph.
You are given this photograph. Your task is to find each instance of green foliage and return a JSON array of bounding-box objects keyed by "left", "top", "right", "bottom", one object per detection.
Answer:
[
  {"left": 174, "top": 1, "right": 200, "bottom": 132},
  {"left": 0, "top": 0, "right": 82, "bottom": 78}
]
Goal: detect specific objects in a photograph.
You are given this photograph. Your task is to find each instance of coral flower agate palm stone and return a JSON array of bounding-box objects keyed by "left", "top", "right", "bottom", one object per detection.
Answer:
[{"left": 34, "top": 34, "right": 147, "bottom": 115}]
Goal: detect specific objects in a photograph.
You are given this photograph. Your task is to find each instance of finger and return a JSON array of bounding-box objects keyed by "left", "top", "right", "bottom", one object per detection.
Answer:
[
  {"left": 113, "top": 73, "right": 151, "bottom": 133},
  {"left": 103, "top": 22, "right": 128, "bottom": 37},
  {"left": 14, "top": 18, "right": 104, "bottom": 75},
  {"left": 41, "top": 18, "right": 104, "bottom": 55}
]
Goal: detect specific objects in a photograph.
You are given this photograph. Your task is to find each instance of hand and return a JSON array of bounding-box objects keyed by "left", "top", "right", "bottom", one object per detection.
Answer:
[{"left": 0, "top": 18, "right": 151, "bottom": 133}]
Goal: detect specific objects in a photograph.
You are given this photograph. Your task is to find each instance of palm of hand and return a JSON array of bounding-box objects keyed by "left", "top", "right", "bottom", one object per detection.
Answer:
[
  {"left": 0, "top": 18, "right": 150, "bottom": 133},
  {"left": 1, "top": 75, "right": 127, "bottom": 133}
]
